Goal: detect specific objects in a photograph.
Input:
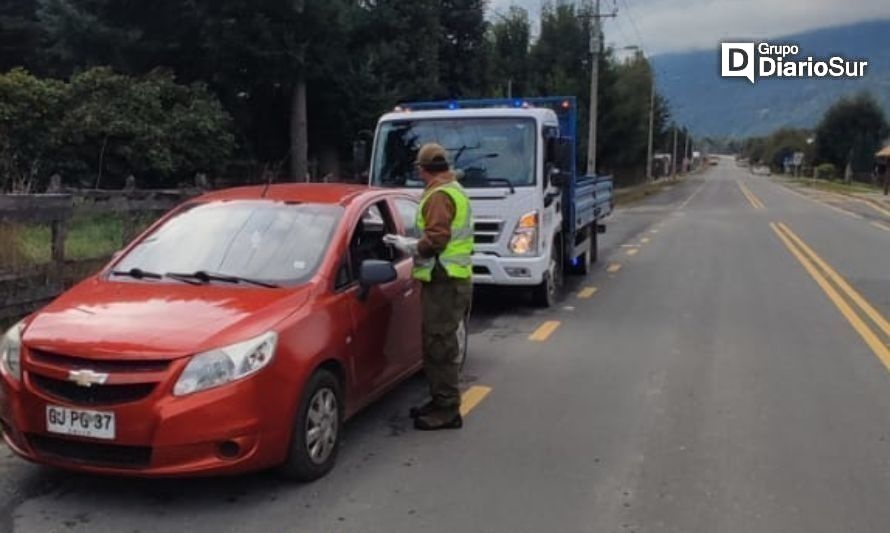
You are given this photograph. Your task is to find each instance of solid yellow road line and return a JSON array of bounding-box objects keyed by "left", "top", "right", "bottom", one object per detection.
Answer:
[
  {"left": 529, "top": 320, "right": 561, "bottom": 342},
  {"left": 777, "top": 223, "right": 890, "bottom": 337},
  {"left": 607, "top": 263, "right": 622, "bottom": 273},
  {"left": 640, "top": 237, "right": 651, "bottom": 244},
  {"left": 460, "top": 386, "right": 492, "bottom": 416},
  {"left": 577, "top": 287, "right": 598, "bottom": 299},
  {"left": 872, "top": 221, "right": 890, "bottom": 232},
  {"left": 771, "top": 223, "right": 890, "bottom": 370},
  {"left": 737, "top": 181, "right": 765, "bottom": 209}
]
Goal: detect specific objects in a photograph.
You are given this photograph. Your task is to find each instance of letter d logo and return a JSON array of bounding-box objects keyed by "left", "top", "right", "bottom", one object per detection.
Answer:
[{"left": 721, "top": 42, "right": 755, "bottom": 84}]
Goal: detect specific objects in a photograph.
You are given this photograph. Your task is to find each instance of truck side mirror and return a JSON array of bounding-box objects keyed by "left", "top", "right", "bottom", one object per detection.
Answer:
[
  {"left": 549, "top": 166, "right": 569, "bottom": 188},
  {"left": 554, "top": 137, "right": 573, "bottom": 171}
]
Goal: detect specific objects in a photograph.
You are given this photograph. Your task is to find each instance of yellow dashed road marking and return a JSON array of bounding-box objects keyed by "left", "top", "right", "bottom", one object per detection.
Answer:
[
  {"left": 607, "top": 263, "right": 622, "bottom": 273},
  {"left": 460, "top": 386, "right": 492, "bottom": 416},
  {"left": 577, "top": 287, "right": 598, "bottom": 299},
  {"left": 626, "top": 248, "right": 639, "bottom": 256},
  {"left": 529, "top": 320, "right": 561, "bottom": 342},
  {"left": 640, "top": 237, "right": 651, "bottom": 244}
]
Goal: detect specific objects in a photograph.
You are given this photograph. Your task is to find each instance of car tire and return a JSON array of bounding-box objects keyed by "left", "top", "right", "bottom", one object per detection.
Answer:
[
  {"left": 533, "top": 238, "right": 562, "bottom": 308},
  {"left": 278, "top": 369, "right": 343, "bottom": 482}
]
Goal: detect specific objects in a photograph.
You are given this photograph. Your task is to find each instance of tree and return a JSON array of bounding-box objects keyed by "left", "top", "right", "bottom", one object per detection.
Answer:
[
  {"left": 0, "top": 67, "right": 234, "bottom": 191},
  {"left": 0, "top": 0, "right": 43, "bottom": 72},
  {"left": 0, "top": 68, "right": 67, "bottom": 191},
  {"left": 489, "top": 6, "right": 531, "bottom": 98},
  {"left": 438, "top": 0, "right": 489, "bottom": 98},
  {"left": 814, "top": 92, "right": 888, "bottom": 181}
]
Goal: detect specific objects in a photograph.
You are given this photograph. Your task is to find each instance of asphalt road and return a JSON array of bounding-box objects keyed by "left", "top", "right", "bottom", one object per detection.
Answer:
[{"left": 2, "top": 160, "right": 889, "bottom": 533}]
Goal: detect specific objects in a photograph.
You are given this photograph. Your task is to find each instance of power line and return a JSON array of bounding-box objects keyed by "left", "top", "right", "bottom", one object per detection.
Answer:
[{"left": 618, "top": 0, "right": 647, "bottom": 55}]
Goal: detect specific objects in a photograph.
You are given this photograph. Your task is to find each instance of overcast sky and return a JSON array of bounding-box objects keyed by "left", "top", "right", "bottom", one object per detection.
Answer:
[{"left": 489, "top": 0, "right": 890, "bottom": 55}]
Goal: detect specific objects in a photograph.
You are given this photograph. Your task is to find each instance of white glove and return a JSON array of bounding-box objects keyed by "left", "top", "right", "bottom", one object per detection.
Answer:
[{"left": 383, "top": 234, "right": 419, "bottom": 256}]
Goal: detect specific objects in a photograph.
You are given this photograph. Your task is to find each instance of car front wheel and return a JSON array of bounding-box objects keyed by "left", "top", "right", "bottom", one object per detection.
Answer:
[{"left": 279, "top": 369, "right": 343, "bottom": 482}]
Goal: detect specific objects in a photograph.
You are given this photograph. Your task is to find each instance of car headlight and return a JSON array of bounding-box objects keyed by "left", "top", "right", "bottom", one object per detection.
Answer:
[
  {"left": 173, "top": 331, "right": 278, "bottom": 396},
  {"left": 0, "top": 321, "right": 24, "bottom": 382},
  {"left": 509, "top": 210, "right": 538, "bottom": 255}
]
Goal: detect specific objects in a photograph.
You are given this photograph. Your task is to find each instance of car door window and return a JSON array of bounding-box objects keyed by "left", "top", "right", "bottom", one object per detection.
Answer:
[
  {"left": 393, "top": 198, "right": 420, "bottom": 238},
  {"left": 341, "top": 201, "right": 403, "bottom": 288}
]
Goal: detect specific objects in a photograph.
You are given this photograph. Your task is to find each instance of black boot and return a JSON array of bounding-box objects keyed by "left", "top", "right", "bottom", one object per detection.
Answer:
[
  {"left": 409, "top": 401, "right": 436, "bottom": 419},
  {"left": 413, "top": 412, "right": 463, "bottom": 431}
]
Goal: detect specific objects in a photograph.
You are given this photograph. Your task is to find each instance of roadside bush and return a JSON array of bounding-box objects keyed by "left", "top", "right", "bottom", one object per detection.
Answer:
[
  {"left": 815, "top": 163, "right": 837, "bottom": 181},
  {"left": 0, "top": 68, "right": 235, "bottom": 191}
]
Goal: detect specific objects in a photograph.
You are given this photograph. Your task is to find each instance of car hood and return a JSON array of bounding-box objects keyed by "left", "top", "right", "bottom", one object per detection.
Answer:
[{"left": 23, "top": 278, "right": 312, "bottom": 360}]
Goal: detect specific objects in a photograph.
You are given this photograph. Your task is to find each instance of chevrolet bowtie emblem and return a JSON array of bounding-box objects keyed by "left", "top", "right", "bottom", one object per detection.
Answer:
[{"left": 67, "top": 369, "right": 108, "bottom": 388}]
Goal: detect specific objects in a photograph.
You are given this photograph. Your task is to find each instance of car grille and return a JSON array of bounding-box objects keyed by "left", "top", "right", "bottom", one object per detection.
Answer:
[
  {"left": 30, "top": 350, "right": 170, "bottom": 373},
  {"left": 31, "top": 374, "right": 156, "bottom": 406},
  {"left": 27, "top": 434, "right": 151, "bottom": 469}
]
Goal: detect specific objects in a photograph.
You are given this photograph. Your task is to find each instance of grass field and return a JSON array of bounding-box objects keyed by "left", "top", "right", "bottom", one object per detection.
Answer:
[
  {"left": 781, "top": 176, "right": 881, "bottom": 195},
  {"left": 1, "top": 213, "right": 156, "bottom": 270}
]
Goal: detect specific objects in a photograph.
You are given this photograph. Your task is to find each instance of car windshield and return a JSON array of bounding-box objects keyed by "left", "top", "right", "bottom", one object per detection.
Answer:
[
  {"left": 114, "top": 200, "right": 342, "bottom": 285},
  {"left": 371, "top": 117, "right": 536, "bottom": 188}
]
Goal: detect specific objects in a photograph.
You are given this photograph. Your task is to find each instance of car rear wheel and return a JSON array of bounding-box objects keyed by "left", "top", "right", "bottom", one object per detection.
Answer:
[{"left": 279, "top": 369, "right": 343, "bottom": 482}]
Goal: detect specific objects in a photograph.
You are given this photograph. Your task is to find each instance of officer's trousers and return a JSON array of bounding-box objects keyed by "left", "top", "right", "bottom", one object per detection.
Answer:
[{"left": 421, "top": 265, "right": 472, "bottom": 416}]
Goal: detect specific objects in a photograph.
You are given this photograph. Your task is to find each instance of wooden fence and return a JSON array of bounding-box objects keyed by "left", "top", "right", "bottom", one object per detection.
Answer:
[{"left": 0, "top": 188, "right": 199, "bottom": 325}]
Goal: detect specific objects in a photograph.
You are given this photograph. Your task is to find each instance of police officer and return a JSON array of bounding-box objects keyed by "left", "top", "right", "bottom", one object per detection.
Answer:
[{"left": 387, "top": 143, "right": 474, "bottom": 430}]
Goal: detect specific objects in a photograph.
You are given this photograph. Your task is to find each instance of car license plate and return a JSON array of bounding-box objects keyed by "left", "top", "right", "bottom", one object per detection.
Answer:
[{"left": 46, "top": 405, "right": 115, "bottom": 440}]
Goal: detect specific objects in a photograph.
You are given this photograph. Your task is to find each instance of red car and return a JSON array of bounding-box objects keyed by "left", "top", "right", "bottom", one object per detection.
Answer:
[{"left": 0, "top": 184, "right": 465, "bottom": 480}]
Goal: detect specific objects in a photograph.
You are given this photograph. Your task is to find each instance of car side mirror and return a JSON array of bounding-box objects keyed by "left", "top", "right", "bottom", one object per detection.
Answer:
[{"left": 358, "top": 259, "right": 397, "bottom": 300}]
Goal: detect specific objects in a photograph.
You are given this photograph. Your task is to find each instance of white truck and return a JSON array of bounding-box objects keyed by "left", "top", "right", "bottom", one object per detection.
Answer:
[{"left": 367, "top": 97, "right": 613, "bottom": 306}]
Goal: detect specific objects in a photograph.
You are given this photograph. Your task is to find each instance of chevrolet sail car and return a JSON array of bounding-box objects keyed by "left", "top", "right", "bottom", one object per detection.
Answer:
[{"left": 0, "top": 184, "right": 467, "bottom": 481}]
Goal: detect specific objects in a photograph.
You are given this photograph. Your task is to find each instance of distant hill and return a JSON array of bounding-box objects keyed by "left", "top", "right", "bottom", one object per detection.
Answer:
[{"left": 651, "top": 20, "right": 890, "bottom": 139}]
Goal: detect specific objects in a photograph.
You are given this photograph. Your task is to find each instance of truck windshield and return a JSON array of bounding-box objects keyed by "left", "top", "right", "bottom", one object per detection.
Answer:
[{"left": 371, "top": 117, "right": 536, "bottom": 188}]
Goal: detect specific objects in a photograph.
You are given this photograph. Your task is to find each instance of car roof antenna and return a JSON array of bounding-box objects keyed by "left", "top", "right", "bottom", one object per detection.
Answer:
[{"left": 261, "top": 149, "right": 292, "bottom": 198}]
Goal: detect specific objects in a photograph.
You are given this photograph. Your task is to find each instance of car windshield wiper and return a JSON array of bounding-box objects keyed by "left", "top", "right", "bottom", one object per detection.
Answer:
[
  {"left": 165, "top": 271, "right": 280, "bottom": 288},
  {"left": 111, "top": 268, "right": 163, "bottom": 280}
]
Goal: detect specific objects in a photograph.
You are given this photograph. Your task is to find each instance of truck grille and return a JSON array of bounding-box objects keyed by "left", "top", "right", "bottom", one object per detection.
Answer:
[
  {"left": 474, "top": 219, "right": 503, "bottom": 244},
  {"left": 27, "top": 434, "right": 152, "bottom": 469},
  {"left": 31, "top": 375, "right": 156, "bottom": 406}
]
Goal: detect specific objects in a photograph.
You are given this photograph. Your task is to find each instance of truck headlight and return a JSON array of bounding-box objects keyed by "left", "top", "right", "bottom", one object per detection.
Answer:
[
  {"left": 0, "top": 321, "right": 24, "bottom": 382},
  {"left": 174, "top": 331, "right": 277, "bottom": 396},
  {"left": 509, "top": 211, "right": 538, "bottom": 255}
]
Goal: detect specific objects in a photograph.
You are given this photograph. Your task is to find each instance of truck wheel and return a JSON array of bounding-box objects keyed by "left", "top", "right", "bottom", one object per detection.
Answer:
[
  {"left": 533, "top": 238, "right": 562, "bottom": 307},
  {"left": 279, "top": 369, "right": 343, "bottom": 482}
]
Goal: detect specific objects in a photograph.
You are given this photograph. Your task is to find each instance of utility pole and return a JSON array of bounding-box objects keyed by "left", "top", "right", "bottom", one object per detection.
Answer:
[
  {"left": 645, "top": 75, "right": 655, "bottom": 181},
  {"left": 585, "top": 0, "right": 614, "bottom": 177},
  {"left": 683, "top": 132, "right": 690, "bottom": 174},
  {"left": 671, "top": 125, "right": 678, "bottom": 179}
]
